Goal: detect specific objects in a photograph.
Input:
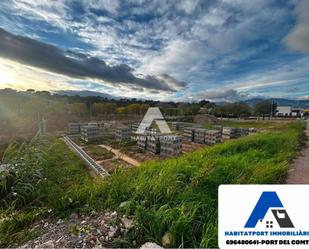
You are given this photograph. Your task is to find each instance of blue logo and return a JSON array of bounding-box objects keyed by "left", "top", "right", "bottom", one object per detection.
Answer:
[{"left": 245, "top": 191, "right": 294, "bottom": 228}]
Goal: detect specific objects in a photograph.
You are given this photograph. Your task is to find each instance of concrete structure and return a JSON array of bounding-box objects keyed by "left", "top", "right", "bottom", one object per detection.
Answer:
[
  {"left": 276, "top": 106, "right": 304, "bottom": 117},
  {"left": 222, "top": 127, "right": 249, "bottom": 139},
  {"left": 183, "top": 127, "right": 195, "bottom": 142},
  {"left": 68, "top": 122, "right": 88, "bottom": 135},
  {"left": 194, "top": 128, "right": 207, "bottom": 144},
  {"left": 136, "top": 134, "right": 147, "bottom": 150},
  {"left": 147, "top": 134, "right": 160, "bottom": 154},
  {"left": 205, "top": 130, "right": 221, "bottom": 145},
  {"left": 222, "top": 127, "right": 239, "bottom": 139},
  {"left": 131, "top": 122, "right": 140, "bottom": 133},
  {"left": 239, "top": 128, "right": 249, "bottom": 137},
  {"left": 115, "top": 126, "right": 131, "bottom": 141},
  {"left": 171, "top": 122, "right": 185, "bottom": 131},
  {"left": 88, "top": 121, "right": 99, "bottom": 127},
  {"left": 81, "top": 125, "right": 99, "bottom": 142},
  {"left": 160, "top": 135, "right": 182, "bottom": 156}
]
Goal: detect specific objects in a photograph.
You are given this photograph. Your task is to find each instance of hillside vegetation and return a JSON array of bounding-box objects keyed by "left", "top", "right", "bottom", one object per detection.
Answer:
[{"left": 0, "top": 121, "right": 305, "bottom": 248}]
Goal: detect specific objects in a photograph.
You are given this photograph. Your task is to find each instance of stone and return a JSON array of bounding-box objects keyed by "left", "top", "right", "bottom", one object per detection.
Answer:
[
  {"left": 161, "top": 231, "right": 174, "bottom": 247},
  {"left": 70, "top": 213, "right": 78, "bottom": 220},
  {"left": 140, "top": 242, "right": 163, "bottom": 249},
  {"left": 107, "top": 226, "right": 117, "bottom": 238},
  {"left": 119, "top": 201, "right": 129, "bottom": 208},
  {"left": 40, "top": 240, "right": 54, "bottom": 248},
  {"left": 120, "top": 217, "right": 134, "bottom": 230}
]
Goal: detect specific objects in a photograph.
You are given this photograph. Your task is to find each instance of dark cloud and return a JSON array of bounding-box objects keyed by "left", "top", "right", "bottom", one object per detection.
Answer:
[
  {"left": 197, "top": 89, "right": 247, "bottom": 101},
  {"left": 0, "top": 28, "right": 186, "bottom": 92},
  {"left": 159, "top": 73, "right": 187, "bottom": 88},
  {"left": 284, "top": 0, "right": 309, "bottom": 53}
]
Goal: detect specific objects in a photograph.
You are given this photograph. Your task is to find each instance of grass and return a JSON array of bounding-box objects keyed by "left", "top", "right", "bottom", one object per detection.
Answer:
[
  {"left": 0, "top": 136, "right": 98, "bottom": 247},
  {"left": 0, "top": 121, "right": 306, "bottom": 248},
  {"left": 84, "top": 145, "right": 114, "bottom": 160}
]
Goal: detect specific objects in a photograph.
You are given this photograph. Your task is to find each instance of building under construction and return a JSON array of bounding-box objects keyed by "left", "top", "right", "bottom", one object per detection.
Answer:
[
  {"left": 171, "top": 122, "right": 185, "bottom": 131},
  {"left": 160, "top": 135, "right": 182, "bottom": 156},
  {"left": 136, "top": 131, "right": 182, "bottom": 156},
  {"left": 222, "top": 127, "right": 249, "bottom": 139},
  {"left": 205, "top": 130, "right": 222, "bottom": 145},
  {"left": 183, "top": 127, "right": 195, "bottom": 142},
  {"left": 136, "top": 134, "right": 147, "bottom": 150},
  {"left": 194, "top": 128, "right": 207, "bottom": 144},
  {"left": 68, "top": 122, "right": 88, "bottom": 135},
  {"left": 115, "top": 126, "right": 131, "bottom": 141},
  {"left": 81, "top": 125, "right": 99, "bottom": 142}
]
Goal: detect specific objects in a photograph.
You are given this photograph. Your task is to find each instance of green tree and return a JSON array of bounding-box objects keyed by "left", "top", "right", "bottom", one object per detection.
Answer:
[{"left": 253, "top": 100, "right": 277, "bottom": 117}]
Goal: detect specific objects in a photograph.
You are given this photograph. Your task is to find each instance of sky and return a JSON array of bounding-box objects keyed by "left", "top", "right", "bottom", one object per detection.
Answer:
[{"left": 0, "top": 0, "right": 308, "bottom": 102}]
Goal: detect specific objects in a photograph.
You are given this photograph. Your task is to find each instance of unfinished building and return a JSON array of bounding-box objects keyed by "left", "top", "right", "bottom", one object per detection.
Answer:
[
  {"left": 222, "top": 127, "right": 249, "bottom": 139},
  {"left": 194, "top": 128, "right": 207, "bottom": 144},
  {"left": 81, "top": 125, "right": 99, "bottom": 142},
  {"left": 183, "top": 127, "right": 195, "bottom": 142},
  {"left": 205, "top": 130, "right": 221, "bottom": 145},
  {"left": 115, "top": 126, "right": 131, "bottom": 141},
  {"left": 239, "top": 128, "right": 249, "bottom": 137},
  {"left": 160, "top": 135, "right": 182, "bottom": 156},
  {"left": 68, "top": 122, "right": 88, "bottom": 135},
  {"left": 222, "top": 127, "right": 239, "bottom": 139},
  {"left": 131, "top": 122, "right": 140, "bottom": 133},
  {"left": 147, "top": 134, "right": 160, "bottom": 154},
  {"left": 136, "top": 134, "right": 147, "bottom": 150},
  {"left": 171, "top": 122, "right": 185, "bottom": 131}
]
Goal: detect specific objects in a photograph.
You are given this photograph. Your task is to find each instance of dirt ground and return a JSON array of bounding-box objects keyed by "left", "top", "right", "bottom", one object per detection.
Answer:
[{"left": 287, "top": 120, "right": 309, "bottom": 184}]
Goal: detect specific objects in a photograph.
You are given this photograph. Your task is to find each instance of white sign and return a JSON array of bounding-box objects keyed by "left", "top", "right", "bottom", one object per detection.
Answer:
[
  {"left": 136, "top": 107, "right": 171, "bottom": 134},
  {"left": 219, "top": 185, "right": 309, "bottom": 248}
]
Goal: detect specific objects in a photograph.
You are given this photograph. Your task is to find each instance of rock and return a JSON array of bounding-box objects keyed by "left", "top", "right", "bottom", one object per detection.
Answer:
[
  {"left": 84, "top": 234, "right": 97, "bottom": 246},
  {"left": 56, "top": 219, "right": 63, "bottom": 224},
  {"left": 161, "top": 231, "right": 174, "bottom": 247},
  {"left": 119, "top": 201, "right": 130, "bottom": 208},
  {"left": 140, "top": 242, "right": 163, "bottom": 249},
  {"left": 108, "top": 226, "right": 117, "bottom": 238},
  {"left": 111, "top": 211, "right": 117, "bottom": 217},
  {"left": 120, "top": 217, "right": 134, "bottom": 229},
  {"left": 43, "top": 222, "right": 49, "bottom": 228},
  {"left": 70, "top": 213, "right": 78, "bottom": 220},
  {"left": 40, "top": 240, "right": 54, "bottom": 248}
]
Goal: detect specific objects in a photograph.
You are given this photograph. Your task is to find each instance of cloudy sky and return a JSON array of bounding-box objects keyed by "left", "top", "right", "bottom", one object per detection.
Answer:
[{"left": 0, "top": 0, "right": 308, "bottom": 102}]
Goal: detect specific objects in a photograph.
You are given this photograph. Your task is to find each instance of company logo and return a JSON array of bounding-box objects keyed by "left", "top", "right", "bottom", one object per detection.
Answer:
[
  {"left": 245, "top": 191, "right": 294, "bottom": 229},
  {"left": 136, "top": 107, "right": 171, "bottom": 134}
]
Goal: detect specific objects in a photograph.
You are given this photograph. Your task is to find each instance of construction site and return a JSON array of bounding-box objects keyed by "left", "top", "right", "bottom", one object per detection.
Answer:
[{"left": 63, "top": 109, "right": 259, "bottom": 178}]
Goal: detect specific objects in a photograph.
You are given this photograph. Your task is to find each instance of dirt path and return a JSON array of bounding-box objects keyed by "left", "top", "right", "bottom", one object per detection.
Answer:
[
  {"left": 287, "top": 119, "right": 309, "bottom": 184},
  {"left": 98, "top": 144, "right": 141, "bottom": 167}
]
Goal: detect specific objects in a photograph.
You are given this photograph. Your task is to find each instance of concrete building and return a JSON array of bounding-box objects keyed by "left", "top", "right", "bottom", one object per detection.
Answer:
[
  {"left": 81, "top": 125, "right": 99, "bottom": 142},
  {"left": 131, "top": 122, "right": 140, "bottom": 133},
  {"left": 222, "top": 127, "right": 239, "bottom": 139},
  {"left": 136, "top": 134, "right": 147, "bottom": 150},
  {"left": 205, "top": 130, "right": 221, "bottom": 145},
  {"left": 147, "top": 134, "right": 161, "bottom": 154},
  {"left": 183, "top": 127, "right": 195, "bottom": 142},
  {"left": 222, "top": 127, "right": 249, "bottom": 139},
  {"left": 239, "top": 128, "right": 249, "bottom": 137},
  {"left": 160, "top": 135, "right": 182, "bottom": 156},
  {"left": 171, "top": 122, "right": 185, "bottom": 131},
  {"left": 115, "top": 126, "right": 131, "bottom": 141},
  {"left": 68, "top": 122, "right": 88, "bottom": 135},
  {"left": 194, "top": 128, "right": 207, "bottom": 144},
  {"left": 276, "top": 106, "right": 304, "bottom": 117}
]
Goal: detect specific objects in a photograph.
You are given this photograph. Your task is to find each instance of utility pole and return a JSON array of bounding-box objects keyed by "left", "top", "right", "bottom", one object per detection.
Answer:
[{"left": 270, "top": 99, "right": 273, "bottom": 120}]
